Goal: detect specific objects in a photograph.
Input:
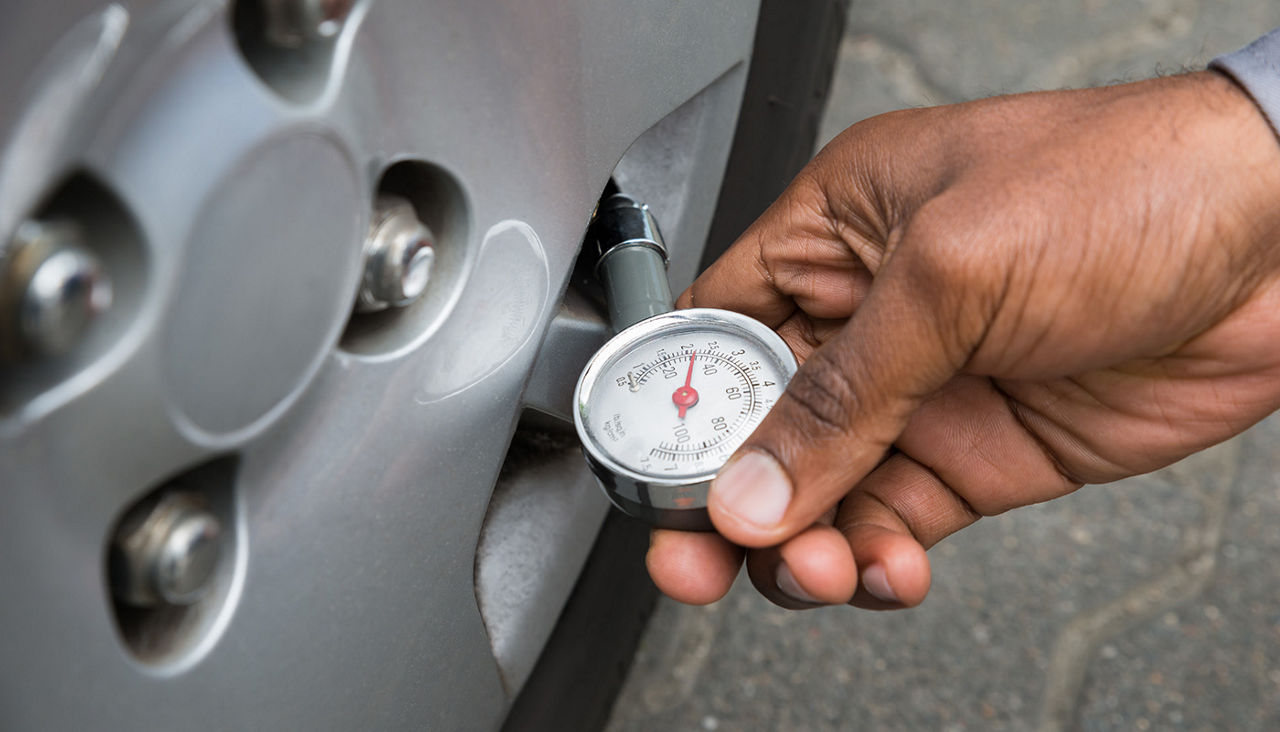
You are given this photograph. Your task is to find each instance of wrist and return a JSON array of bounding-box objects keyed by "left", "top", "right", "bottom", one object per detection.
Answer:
[
  {"left": 1210, "top": 28, "right": 1280, "bottom": 140},
  {"left": 1166, "top": 71, "right": 1280, "bottom": 279}
]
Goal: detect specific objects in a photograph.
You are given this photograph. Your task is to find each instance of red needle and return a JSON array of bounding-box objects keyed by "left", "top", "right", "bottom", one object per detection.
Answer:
[{"left": 671, "top": 351, "right": 699, "bottom": 418}]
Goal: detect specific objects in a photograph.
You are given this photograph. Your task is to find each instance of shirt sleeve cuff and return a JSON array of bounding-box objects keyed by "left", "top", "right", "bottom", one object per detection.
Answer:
[{"left": 1210, "top": 27, "right": 1280, "bottom": 138}]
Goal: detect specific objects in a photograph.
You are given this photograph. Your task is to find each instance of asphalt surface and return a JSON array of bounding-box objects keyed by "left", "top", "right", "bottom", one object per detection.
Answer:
[{"left": 606, "top": 2, "right": 1280, "bottom": 730}]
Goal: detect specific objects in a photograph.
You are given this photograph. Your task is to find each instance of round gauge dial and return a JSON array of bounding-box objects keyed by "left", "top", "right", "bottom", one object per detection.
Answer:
[{"left": 574, "top": 308, "right": 797, "bottom": 528}]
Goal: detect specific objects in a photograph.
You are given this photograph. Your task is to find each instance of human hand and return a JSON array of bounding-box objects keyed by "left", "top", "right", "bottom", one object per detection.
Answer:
[{"left": 647, "top": 71, "right": 1280, "bottom": 609}]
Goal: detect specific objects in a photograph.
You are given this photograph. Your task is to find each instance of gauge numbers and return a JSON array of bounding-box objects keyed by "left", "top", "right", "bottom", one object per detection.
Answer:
[{"left": 577, "top": 310, "right": 795, "bottom": 482}]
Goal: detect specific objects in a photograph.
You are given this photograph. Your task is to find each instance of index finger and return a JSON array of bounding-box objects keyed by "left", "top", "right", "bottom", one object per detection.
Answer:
[{"left": 677, "top": 174, "right": 871, "bottom": 326}]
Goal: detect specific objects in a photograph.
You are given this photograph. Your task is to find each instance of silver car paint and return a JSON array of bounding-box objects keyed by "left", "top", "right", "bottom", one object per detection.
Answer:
[{"left": 0, "top": 1, "right": 759, "bottom": 728}]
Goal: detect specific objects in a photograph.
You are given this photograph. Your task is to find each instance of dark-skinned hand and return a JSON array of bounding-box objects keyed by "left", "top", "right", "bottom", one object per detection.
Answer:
[{"left": 646, "top": 71, "right": 1280, "bottom": 610}]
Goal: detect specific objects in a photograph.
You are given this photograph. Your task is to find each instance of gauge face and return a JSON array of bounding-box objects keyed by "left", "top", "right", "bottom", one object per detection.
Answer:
[{"left": 575, "top": 309, "right": 796, "bottom": 483}]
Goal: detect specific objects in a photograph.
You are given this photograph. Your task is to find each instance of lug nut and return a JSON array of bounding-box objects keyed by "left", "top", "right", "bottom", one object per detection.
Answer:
[
  {"left": 1, "top": 219, "right": 112, "bottom": 361},
  {"left": 263, "top": 0, "right": 356, "bottom": 48},
  {"left": 110, "top": 493, "right": 223, "bottom": 607},
  {"left": 356, "top": 195, "right": 436, "bottom": 313}
]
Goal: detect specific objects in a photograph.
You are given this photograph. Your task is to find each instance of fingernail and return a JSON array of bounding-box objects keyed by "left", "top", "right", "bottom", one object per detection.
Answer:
[
  {"left": 776, "top": 562, "right": 821, "bottom": 604},
  {"left": 861, "top": 564, "right": 899, "bottom": 603},
  {"left": 712, "top": 451, "right": 792, "bottom": 528}
]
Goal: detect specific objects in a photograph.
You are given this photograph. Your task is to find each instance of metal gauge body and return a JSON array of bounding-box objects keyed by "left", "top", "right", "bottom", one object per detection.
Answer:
[{"left": 574, "top": 308, "right": 797, "bottom": 530}]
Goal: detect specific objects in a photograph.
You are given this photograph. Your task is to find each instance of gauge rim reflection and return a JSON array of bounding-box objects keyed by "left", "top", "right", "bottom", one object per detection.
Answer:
[{"left": 573, "top": 307, "right": 793, "bottom": 491}]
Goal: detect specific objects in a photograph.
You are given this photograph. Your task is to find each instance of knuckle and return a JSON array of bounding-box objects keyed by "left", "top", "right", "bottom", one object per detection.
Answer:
[
  {"left": 780, "top": 346, "right": 863, "bottom": 435},
  {"left": 899, "top": 195, "right": 1000, "bottom": 280},
  {"left": 901, "top": 213, "right": 982, "bottom": 287},
  {"left": 891, "top": 196, "right": 1009, "bottom": 360}
]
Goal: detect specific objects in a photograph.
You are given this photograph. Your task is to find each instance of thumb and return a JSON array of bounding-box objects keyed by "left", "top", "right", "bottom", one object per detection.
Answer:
[{"left": 707, "top": 236, "right": 989, "bottom": 548}]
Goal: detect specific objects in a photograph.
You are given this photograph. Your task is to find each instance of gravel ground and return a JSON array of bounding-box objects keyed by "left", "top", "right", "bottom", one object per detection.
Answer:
[{"left": 607, "top": 2, "right": 1280, "bottom": 730}]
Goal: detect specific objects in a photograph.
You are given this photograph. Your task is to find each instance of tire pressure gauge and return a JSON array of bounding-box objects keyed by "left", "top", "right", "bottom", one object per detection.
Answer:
[
  {"left": 574, "top": 308, "right": 797, "bottom": 530},
  {"left": 573, "top": 193, "right": 798, "bottom": 530}
]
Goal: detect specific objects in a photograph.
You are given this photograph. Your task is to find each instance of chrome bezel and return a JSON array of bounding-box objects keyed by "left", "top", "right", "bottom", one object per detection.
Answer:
[{"left": 573, "top": 307, "right": 798, "bottom": 511}]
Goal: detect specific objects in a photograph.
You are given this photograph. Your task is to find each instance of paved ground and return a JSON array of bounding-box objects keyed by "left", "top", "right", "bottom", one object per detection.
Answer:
[{"left": 608, "top": 2, "right": 1280, "bottom": 730}]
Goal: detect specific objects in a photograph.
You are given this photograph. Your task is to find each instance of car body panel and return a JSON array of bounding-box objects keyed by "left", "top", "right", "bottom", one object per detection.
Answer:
[{"left": 0, "top": 1, "right": 759, "bottom": 728}]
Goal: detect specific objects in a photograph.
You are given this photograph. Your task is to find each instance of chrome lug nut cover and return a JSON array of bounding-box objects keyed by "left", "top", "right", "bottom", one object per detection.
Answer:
[
  {"left": 111, "top": 493, "right": 223, "bottom": 607},
  {"left": 263, "top": 0, "right": 356, "bottom": 48},
  {"left": 2, "top": 219, "right": 112, "bottom": 361},
  {"left": 356, "top": 195, "right": 436, "bottom": 313}
]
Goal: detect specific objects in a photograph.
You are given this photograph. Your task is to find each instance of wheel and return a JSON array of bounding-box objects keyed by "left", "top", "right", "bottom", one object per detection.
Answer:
[{"left": 0, "top": 1, "right": 844, "bottom": 729}]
